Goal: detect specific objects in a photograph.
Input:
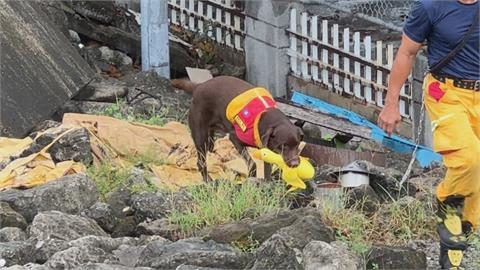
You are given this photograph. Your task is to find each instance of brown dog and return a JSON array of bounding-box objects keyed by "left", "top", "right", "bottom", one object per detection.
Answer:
[{"left": 172, "top": 76, "right": 304, "bottom": 182}]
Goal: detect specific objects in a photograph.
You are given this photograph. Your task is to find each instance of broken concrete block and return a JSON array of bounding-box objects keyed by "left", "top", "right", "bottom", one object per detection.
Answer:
[{"left": 0, "top": 0, "right": 94, "bottom": 137}]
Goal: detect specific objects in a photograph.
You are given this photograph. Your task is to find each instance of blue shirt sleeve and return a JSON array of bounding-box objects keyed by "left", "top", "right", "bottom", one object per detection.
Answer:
[{"left": 403, "top": 1, "right": 432, "bottom": 43}]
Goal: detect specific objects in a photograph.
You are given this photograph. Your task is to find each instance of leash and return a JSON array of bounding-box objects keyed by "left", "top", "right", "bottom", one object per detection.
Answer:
[{"left": 397, "top": 74, "right": 426, "bottom": 192}]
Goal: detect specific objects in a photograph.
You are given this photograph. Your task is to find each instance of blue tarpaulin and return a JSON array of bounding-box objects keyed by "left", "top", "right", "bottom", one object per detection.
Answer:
[{"left": 290, "top": 91, "right": 442, "bottom": 167}]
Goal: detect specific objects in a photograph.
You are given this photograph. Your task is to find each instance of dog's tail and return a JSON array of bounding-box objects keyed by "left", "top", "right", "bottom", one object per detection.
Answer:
[{"left": 171, "top": 78, "right": 198, "bottom": 94}]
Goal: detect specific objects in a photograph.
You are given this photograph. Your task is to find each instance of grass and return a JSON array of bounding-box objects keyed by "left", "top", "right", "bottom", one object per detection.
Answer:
[
  {"left": 86, "top": 150, "right": 165, "bottom": 197},
  {"left": 100, "top": 98, "right": 171, "bottom": 126},
  {"left": 168, "top": 180, "right": 288, "bottom": 236},
  {"left": 86, "top": 160, "right": 131, "bottom": 197},
  {"left": 317, "top": 192, "right": 437, "bottom": 261}
]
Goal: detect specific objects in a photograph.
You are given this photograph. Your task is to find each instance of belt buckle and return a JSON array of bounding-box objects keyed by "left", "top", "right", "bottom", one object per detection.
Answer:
[{"left": 475, "top": 80, "right": 480, "bottom": 91}]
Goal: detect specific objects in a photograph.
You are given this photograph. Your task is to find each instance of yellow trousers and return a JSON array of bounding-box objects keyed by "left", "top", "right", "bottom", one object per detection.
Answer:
[{"left": 423, "top": 73, "right": 480, "bottom": 229}]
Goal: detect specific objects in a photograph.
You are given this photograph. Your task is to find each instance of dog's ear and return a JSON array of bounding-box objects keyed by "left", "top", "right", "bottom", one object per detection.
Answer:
[{"left": 261, "top": 127, "right": 275, "bottom": 147}]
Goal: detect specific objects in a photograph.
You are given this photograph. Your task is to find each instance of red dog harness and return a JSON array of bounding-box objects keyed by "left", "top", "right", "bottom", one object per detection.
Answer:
[{"left": 225, "top": 87, "right": 276, "bottom": 147}]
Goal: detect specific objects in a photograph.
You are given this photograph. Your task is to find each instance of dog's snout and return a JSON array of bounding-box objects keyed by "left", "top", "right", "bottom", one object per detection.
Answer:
[{"left": 286, "top": 157, "right": 300, "bottom": 168}]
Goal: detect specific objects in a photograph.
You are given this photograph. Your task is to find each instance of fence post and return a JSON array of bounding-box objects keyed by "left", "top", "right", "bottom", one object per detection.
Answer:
[
  {"left": 411, "top": 54, "right": 431, "bottom": 147},
  {"left": 244, "top": 0, "right": 293, "bottom": 97},
  {"left": 141, "top": 0, "right": 170, "bottom": 79}
]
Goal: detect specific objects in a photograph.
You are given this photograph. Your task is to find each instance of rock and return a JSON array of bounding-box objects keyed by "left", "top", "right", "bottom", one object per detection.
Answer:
[
  {"left": 123, "top": 71, "right": 190, "bottom": 122},
  {"left": 72, "top": 263, "right": 154, "bottom": 270},
  {"left": 0, "top": 174, "right": 98, "bottom": 222},
  {"left": 406, "top": 240, "right": 439, "bottom": 270},
  {"left": 74, "top": 76, "right": 128, "bottom": 102},
  {"left": 355, "top": 160, "right": 416, "bottom": 201},
  {"left": 105, "top": 189, "right": 132, "bottom": 219},
  {"left": 105, "top": 168, "right": 152, "bottom": 218},
  {"left": 0, "top": 241, "right": 35, "bottom": 267},
  {"left": 113, "top": 244, "right": 145, "bottom": 267},
  {"left": 45, "top": 246, "right": 117, "bottom": 269},
  {"left": 2, "top": 264, "right": 48, "bottom": 270},
  {"left": 250, "top": 234, "right": 302, "bottom": 270},
  {"left": 203, "top": 207, "right": 325, "bottom": 244},
  {"left": 66, "top": 1, "right": 140, "bottom": 33},
  {"left": 55, "top": 100, "right": 115, "bottom": 117},
  {"left": 303, "top": 241, "right": 362, "bottom": 270},
  {"left": 345, "top": 184, "right": 381, "bottom": 215},
  {"left": 69, "top": 235, "right": 138, "bottom": 253},
  {"left": 175, "top": 266, "right": 227, "bottom": 270},
  {"left": 276, "top": 215, "right": 334, "bottom": 249},
  {"left": 136, "top": 238, "right": 252, "bottom": 269},
  {"left": 137, "top": 235, "right": 172, "bottom": 246},
  {"left": 69, "top": 30, "right": 81, "bottom": 44},
  {"left": 0, "top": 227, "right": 27, "bottom": 242},
  {"left": 111, "top": 216, "right": 137, "bottom": 238},
  {"left": 367, "top": 245, "right": 427, "bottom": 270},
  {"left": 22, "top": 125, "right": 90, "bottom": 162},
  {"left": 202, "top": 221, "right": 252, "bottom": 244},
  {"left": 29, "top": 211, "right": 108, "bottom": 242},
  {"left": 82, "top": 46, "right": 133, "bottom": 73},
  {"left": 29, "top": 120, "right": 62, "bottom": 137},
  {"left": 82, "top": 203, "right": 118, "bottom": 233},
  {"left": 210, "top": 63, "right": 245, "bottom": 79},
  {"left": 0, "top": 203, "right": 27, "bottom": 230},
  {"left": 34, "top": 238, "right": 71, "bottom": 264},
  {"left": 47, "top": 127, "right": 92, "bottom": 164},
  {"left": 409, "top": 176, "right": 439, "bottom": 201},
  {"left": 136, "top": 218, "right": 180, "bottom": 241},
  {"left": 250, "top": 208, "right": 322, "bottom": 243},
  {"left": 131, "top": 192, "right": 168, "bottom": 222},
  {"left": 315, "top": 164, "right": 341, "bottom": 183},
  {"left": 385, "top": 152, "right": 423, "bottom": 176}
]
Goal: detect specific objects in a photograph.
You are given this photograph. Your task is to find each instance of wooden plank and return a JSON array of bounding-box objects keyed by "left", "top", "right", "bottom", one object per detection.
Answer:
[
  {"left": 276, "top": 101, "right": 372, "bottom": 140},
  {"left": 225, "top": 10, "right": 232, "bottom": 47},
  {"left": 198, "top": 1, "right": 204, "bottom": 33},
  {"left": 311, "top": 16, "right": 319, "bottom": 82},
  {"left": 364, "top": 36, "right": 372, "bottom": 103},
  {"left": 290, "top": 8, "right": 298, "bottom": 76},
  {"left": 234, "top": 15, "right": 241, "bottom": 49},
  {"left": 376, "top": 40, "right": 383, "bottom": 107},
  {"left": 180, "top": 0, "right": 186, "bottom": 26},
  {"left": 332, "top": 24, "right": 340, "bottom": 92},
  {"left": 353, "top": 32, "right": 361, "bottom": 99},
  {"left": 301, "top": 12, "right": 310, "bottom": 79},
  {"left": 343, "top": 28, "right": 351, "bottom": 94},
  {"left": 321, "top": 20, "right": 329, "bottom": 86},
  {"left": 188, "top": 0, "right": 195, "bottom": 30},
  {"left": 171, "top": 0, "right": 178, "bottom": 24},
  {"left": 206, "top": 3, "right": 213, "bottom": 37},
  {"left": 216, "top": 6, "right": 223, "bottom": 43},
  {"left": 287, "top": 30, "right": 392, "bottom": 74}
]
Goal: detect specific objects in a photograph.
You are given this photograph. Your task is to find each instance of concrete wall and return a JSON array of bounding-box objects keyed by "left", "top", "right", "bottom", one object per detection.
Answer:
[
  {"left": 0, "top": 0, "right": 94, "bottom": 137},
  {"left": 411, "top": 54, "right": 433, "bottom": 147},
  {"left": 244, "top": 0, "right": 298, "bottom": 97}
]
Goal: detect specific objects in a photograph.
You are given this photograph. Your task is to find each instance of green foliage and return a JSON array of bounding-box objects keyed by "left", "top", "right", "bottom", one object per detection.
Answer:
[{"left": 168, "top": 180, "right": 287, "bottom": 235}]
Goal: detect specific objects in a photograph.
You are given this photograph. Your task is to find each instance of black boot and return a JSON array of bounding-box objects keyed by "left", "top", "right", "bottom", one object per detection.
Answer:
[{"left": 437, "top": 196, "right": 468, "bottom": 269}]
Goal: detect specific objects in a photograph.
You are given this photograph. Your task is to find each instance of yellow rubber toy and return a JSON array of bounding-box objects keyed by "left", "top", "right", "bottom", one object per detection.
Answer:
[{"left": 252, "top": 148, "right": 315, "bottom": 192}]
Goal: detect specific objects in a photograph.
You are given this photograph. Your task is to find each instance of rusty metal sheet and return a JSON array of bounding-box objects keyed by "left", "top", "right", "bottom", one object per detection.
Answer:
[{"left": 300, "top": 143, "right": 386, "bottom": 167}]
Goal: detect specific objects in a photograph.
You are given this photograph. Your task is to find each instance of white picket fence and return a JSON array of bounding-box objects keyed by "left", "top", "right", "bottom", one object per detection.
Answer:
[
  {"left": 287, "top": 8, "right": 413, "bottom": 119},
  {"left": 167, "top": 0, "right": 245, "bottom": 51}
]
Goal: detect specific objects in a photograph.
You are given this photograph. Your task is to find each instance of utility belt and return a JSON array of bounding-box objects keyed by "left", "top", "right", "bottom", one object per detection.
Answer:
[{"left": 431, "top": 73, "right": 480, "bottom": 91}]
